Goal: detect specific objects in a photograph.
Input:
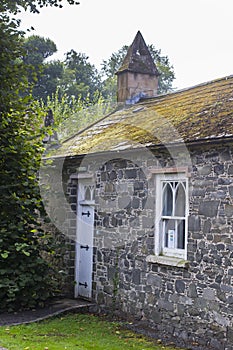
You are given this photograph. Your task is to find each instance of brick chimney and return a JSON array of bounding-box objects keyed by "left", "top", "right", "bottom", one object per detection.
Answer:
[{"left": 116, "top": 31, "right": 159, "bottom": 103}]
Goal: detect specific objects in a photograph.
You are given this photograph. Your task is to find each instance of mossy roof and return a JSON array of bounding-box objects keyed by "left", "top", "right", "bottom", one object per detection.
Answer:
[{"left": 52, "top": 75, "right": 233, "bottom": 158}]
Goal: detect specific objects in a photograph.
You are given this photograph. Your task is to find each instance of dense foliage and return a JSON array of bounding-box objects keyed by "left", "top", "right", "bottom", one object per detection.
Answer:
[
  {"left": 0, "top": 0, "right": 79, "bottom": 14},
  {"left": 22, "top": 37, "right": 102, "bottom": 103},
  {"left": 63, "top": 50, "right": 101, "bottom": 101},
  {"left": 0, "top": 0, "right": 79, "bottom": 312},
  {"left": 40, "top": 90, "right": 117, "bottom": 142},
  {"left": 22, "top": 35, "right": 64, "bottom": 101}
]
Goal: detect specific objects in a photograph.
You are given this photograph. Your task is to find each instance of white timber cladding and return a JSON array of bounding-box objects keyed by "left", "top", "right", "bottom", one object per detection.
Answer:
[{"left": 152, "top": 168, "right": 189, "bottom": 260}]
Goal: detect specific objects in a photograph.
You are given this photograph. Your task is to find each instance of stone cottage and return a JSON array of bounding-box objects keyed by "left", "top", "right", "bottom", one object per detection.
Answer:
[{"left": 44, "top": 32, "right": 233, "bottom": 349}]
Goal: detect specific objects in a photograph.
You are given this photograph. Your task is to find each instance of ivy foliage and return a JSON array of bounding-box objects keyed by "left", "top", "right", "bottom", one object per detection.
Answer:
[{"left": 0, "top": 1, "right": 80, "bottom": 311}]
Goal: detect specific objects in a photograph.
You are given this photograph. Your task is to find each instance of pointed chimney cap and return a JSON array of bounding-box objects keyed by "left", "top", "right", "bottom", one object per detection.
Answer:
[{"left": 116, "top": 31, "right": 159, "bottom": 76}]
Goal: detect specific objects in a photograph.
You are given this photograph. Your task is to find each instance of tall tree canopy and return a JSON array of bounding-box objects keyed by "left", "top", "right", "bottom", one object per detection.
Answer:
[
  {"left": 22, "top": 36, "right": 102, "bottom": 102},
  {"left": 23, "top": 35, "right": 57, "bottom": 65},
  {"left": 63, "top": 50, "right": 101, "bottom": 101},
  {"left": 22, "top": 35, "right": 64, "bottom": 101},
  {"left": 0, "top": 0, "right": 79, "bottom": 14}
]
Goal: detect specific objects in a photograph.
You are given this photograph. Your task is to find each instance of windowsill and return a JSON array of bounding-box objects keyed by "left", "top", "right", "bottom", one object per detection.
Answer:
[{"left": 146, "top": 254, "right": 189, "bottom": 268}]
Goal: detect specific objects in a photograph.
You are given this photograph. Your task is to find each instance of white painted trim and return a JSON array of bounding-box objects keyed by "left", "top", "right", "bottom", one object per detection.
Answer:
[{"left": 154, "top": 172, "right": 189, "bottom": 260}]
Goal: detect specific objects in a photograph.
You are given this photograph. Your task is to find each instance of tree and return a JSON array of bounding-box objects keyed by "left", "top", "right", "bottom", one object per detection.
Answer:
[
  {"left": 23, "top": 35, "right": 57, "bottom": 65},
  {"left": 101, "top": 45, "right": 129, "bottom": 79},
  {"left": 22, "top": 38, "right": 102, "bottom": 103},
  {"left": 101, "top": 44, "right": 175, "bottom": 98},
  {"left": 148, "top": 44, "right": 175, "bottom": 94},
  {"left": 39, "top": 60, "right": 64, "bottom": 101},
  {"left": 0, "top": 0, "right": 80, "bottom": 311},
  {"left": 23, "top": 35, "right": 64, "bottom": 101},
  {"left": 63, "top": 50, "right": 101, "bottom": 101},
  {"left": 0, "top": 0, "right": 79, "bottom": 14}
]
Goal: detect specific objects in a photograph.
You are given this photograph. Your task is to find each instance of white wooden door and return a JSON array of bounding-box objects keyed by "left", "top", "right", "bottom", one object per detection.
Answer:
[{"left": 75, "top": 182, "right": 95, "bottom": 299}]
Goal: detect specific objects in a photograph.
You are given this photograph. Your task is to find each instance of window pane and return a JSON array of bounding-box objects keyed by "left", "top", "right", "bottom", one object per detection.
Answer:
[
  {"left": 85, "top": 186, "right": 91, "bottom": 200},
  {"left": 175, "top": 183, "right": 186, "bottom": 217},
  {"left": 162, "top": 182, "right": 173, "bottom": 216},
  {"left": 163, "top": 219, "right": 175, "bottom": 248},
  {"left": 177, "top": 219, "right": 185, "bottom": 249}
]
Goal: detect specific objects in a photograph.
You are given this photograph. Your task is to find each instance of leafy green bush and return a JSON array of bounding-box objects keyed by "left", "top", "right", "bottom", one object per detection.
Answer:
[
  {"left": 0, "top": 12, "right": 60, "bottom": 312},
  {"left": 40, "top": 88, "right": 118, "bottom": 142},
  {"left": 0, "top": 103, "right": 60, "bottom": 311}
]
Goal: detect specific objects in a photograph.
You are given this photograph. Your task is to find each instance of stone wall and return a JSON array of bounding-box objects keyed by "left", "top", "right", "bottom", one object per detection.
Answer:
[{"left": 63, "top": 144, "right": 233, "bottom": 350}]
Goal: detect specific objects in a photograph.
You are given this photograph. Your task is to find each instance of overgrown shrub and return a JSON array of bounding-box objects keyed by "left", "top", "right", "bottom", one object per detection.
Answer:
[
  {"left": 0, "top": 104, "right": 61, "bottom": 311},
  {"left": 0, "top": 13, "right": 61, "bottom": 312}
]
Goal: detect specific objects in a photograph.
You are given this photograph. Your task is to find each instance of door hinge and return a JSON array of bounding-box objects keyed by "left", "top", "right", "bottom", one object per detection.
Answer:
[
  {"left": 79, "top": 282, "right": 88, "bottom": 288},
  {"left": 82, "top": 211, "right": 91, "bottom": 217},
  {"left": 80, "top": 244, "right": 89, "bottom": 251}
]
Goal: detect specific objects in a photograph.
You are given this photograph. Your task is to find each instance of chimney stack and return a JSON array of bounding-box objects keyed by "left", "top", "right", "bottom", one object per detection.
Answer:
[{"left": 116, "top": 31, "right": 159, "bottom": 104}]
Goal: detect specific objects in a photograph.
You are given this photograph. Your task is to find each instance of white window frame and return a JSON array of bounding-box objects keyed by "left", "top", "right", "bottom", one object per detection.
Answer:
[{"left": 154, "top": 171, "right": 189, "bottom": 260}]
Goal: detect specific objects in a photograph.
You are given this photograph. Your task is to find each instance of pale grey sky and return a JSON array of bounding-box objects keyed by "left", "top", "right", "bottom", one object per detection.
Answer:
[{"left": 19, "top": 0, "right": 233, "bottom": 90}]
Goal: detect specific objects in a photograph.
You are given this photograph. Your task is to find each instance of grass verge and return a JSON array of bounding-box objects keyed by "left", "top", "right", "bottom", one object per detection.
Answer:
[{"left": 0, "top": 313, "right": 184, "bottom": 350}]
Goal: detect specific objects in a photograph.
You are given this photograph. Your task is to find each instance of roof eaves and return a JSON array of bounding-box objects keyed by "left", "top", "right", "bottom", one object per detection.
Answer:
[{"left": 48, "top": 133, "right": 233, "bottom": 162}]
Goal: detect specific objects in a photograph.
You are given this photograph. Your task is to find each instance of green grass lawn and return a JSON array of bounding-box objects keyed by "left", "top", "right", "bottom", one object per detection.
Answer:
[{"left": 0, "top": 313, "right": 184, "bottom": 350}]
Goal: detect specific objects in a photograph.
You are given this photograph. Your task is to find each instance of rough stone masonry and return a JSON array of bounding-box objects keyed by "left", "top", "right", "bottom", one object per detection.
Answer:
[{"left": 62, "top": 141, "right": 233, "bottom": 350}]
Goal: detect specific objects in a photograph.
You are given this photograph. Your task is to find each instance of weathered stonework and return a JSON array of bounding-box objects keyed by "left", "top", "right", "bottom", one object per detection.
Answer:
[{"left": 57, "top": 142, "right": 233, "bottom": 350}]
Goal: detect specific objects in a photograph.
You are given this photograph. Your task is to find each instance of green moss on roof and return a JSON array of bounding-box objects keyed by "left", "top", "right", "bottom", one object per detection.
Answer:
[{"left": 52, "top": 75, "right": 233, "bottom": 158}]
